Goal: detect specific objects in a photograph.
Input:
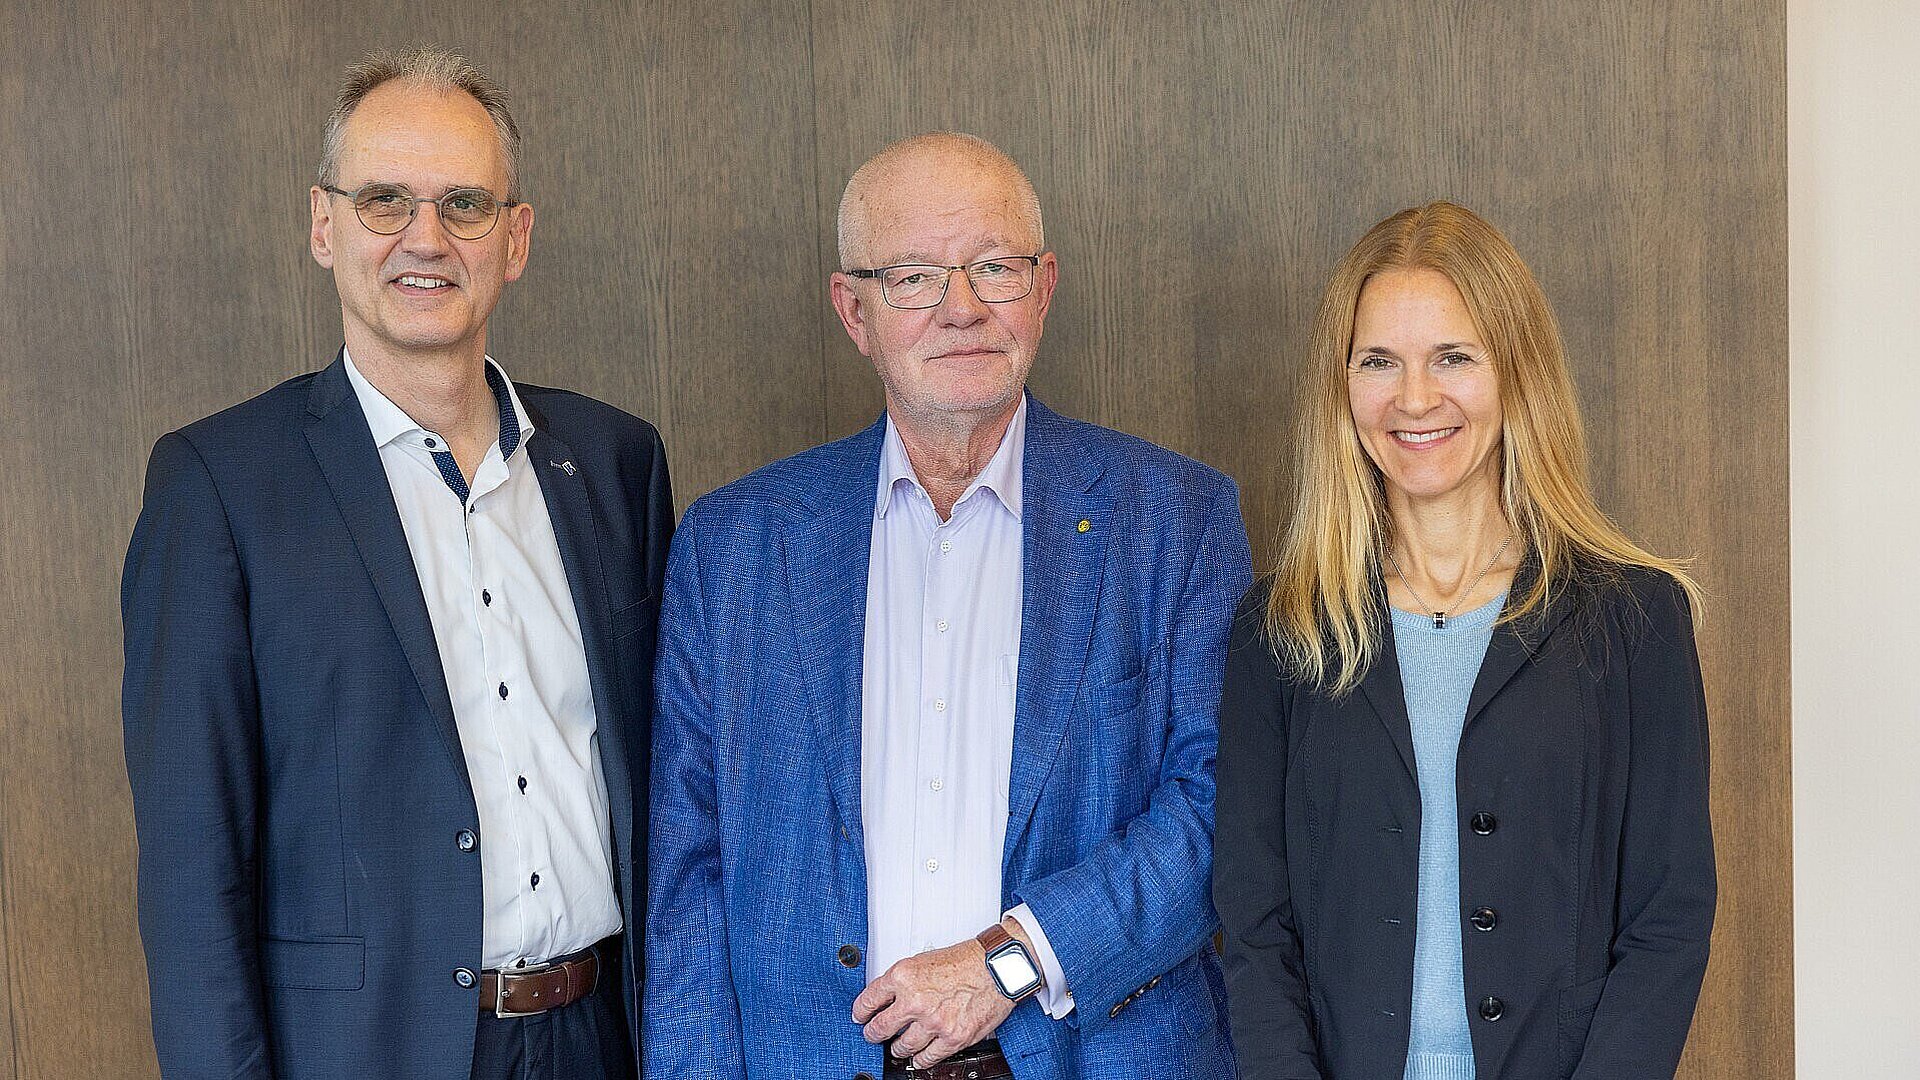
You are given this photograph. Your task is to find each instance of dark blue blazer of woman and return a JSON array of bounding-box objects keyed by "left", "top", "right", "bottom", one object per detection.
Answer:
[{"left": 1213, "top": 561, "right": 1715, "bottom": 1079}]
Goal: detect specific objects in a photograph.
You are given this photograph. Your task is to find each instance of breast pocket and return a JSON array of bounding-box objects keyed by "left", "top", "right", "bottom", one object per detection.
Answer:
[
  {"left": 1080, "top": 666, "right": 1146, "bottom": 718},
  {"left": 262, "top": 936, "right": 365, "bottom": 991}
]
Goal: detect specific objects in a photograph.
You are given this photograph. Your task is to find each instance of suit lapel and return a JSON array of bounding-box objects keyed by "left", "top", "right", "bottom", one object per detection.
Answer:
[
  {"left": 303, "top": 354, "right": 467, "bottom": 785},
  {"left": 1462, "top": 557, "right": 1573, "bottom": 730},
  {"left": 789, "top": 421, "right": 885, "bottom": 845},
  {"left": 1004, "top": 400, "right": 1114, "bottom": 859},
  {"left": 1355, "top": 587, "right": 1420, "bottom": 783},
  {"left": 524, "top": 420, "right": 635, "bottom": 882}
]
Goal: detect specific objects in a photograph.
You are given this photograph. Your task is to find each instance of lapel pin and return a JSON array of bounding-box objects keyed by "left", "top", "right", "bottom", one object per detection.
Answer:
[
  {"left": 1077, "top": 519, "right": 1092, "bottom": 533},
  {"left": 551, "top": 459, "right": 576, "bottom": 477}
]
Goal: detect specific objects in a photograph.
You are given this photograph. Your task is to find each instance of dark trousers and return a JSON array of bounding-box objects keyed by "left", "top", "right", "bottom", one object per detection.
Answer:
[{"left": 469, "top": 955, "right": 635, "bottom": 1080}]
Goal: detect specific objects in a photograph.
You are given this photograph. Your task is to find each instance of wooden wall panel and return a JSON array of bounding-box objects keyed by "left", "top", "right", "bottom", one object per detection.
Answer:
[{"left": 0, "top": 2, "right": 1786, "bottom": 1077}]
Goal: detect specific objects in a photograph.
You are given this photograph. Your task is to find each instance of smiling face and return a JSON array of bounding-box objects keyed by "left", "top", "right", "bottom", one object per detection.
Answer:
[
  {"left": 309, "top": 79, "right": 532, "bottom": 362},
  {"left": 829, "top": 146, "right": 1057, "bottom": 433},
  {"left": 1347, "top": 268, "right": 1504, "bottom": 507}
]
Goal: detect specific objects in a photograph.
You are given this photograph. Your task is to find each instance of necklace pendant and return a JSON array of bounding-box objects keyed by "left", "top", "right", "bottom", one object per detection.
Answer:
[{"left": 1433, "top": 612, "right": 1447, "bottom": 629}]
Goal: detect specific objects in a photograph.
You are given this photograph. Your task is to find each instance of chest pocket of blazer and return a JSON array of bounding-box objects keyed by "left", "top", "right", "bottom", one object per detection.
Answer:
[
  {"left": 262, "top": 935, "right": 364, "bottom": 991},
  {"left": 1078, "top": 664, "right": 1146, "bottom": 717}
]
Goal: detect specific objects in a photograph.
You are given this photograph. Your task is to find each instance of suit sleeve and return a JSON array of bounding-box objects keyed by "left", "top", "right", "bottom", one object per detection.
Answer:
[
  {"left": 121, "top": 432, "right": 275, "bottom": 1079},
  {"left": 1570, "top": 575, "right": 1717, "bottom": 1078},
  {"left": 1213, "top": 590, "right": 1324, "bottom": 1078},
  {"left": 1009, "top": 484, "right": 1253, "bottom": 1037},
  {"left": 644, "top": 513, "right": 748, "bottom": 1079}
]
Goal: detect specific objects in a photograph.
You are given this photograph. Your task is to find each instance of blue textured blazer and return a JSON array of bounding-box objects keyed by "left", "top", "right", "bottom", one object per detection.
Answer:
[
  {"left": 121, "top": 354, "right": 672, "bottom": 1079},
  {"left": 644, "top": 397, "right": 1252, "bottom": 1080}
]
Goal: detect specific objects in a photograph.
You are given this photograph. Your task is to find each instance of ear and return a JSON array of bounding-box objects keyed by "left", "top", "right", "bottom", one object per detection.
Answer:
[
  {"left": 829, "top": 272, "right": 874, "bottom": 357},
  {"left": 310, "top": 186, "right": 337, "bottom": 269},
  {"left": 1030, "top": 251, "right": 1060, "bottom": 321},
  {"left": 502, "top": 201, "right": 534, "bottom": 284}
]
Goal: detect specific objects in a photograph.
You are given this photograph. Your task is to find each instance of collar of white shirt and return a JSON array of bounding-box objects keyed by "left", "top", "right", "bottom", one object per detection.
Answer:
[
  {"left": 874, "top": 394, "right": 1026, "bottom": 522},
  {"left": 341, "top": 348, "right": 537, "bottom": 454}
]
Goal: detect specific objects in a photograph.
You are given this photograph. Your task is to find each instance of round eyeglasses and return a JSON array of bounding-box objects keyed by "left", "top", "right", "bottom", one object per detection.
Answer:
[
  {"left": 844, "top": 256, "right": 1043, "bottom": 310},
  {"left": 322, "top": 183, "right": 519, "bottom": 241}
]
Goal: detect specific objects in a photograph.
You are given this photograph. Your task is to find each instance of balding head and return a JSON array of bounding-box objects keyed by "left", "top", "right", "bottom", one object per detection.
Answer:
[{"left": 836, "top": 133, "right": 1044, "bottom": 269}]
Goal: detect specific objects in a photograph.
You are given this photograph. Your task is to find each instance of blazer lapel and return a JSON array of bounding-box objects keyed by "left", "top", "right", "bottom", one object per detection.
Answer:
[
  {"left": 1004, "top": 399, "right": 1114, "bottom": 858},
  {"left": 1355, "top": 590, "right": 1420, "bottom": 783},
  {"left": 788, "top": 420, "right": 886, "bottom": 845},
  {"left": 303, "top": 353, "right": 467, "bottom": 785},
  {"left": 1462, "top": 557, "right": 1574, "bottom": 730},
  {"left": 523, "top": 420, "right": 635, "bottom": 875}
]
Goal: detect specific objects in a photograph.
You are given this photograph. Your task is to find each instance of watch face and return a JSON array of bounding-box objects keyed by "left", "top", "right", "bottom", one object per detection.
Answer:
[{"left": 986, "top": 945, "right": 1041, "bottom": 998}]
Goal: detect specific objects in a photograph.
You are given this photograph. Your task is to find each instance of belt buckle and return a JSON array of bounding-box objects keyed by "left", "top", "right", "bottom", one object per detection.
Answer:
[{"left": 492, "top": 959, "right": 555, "bottom": 1019}]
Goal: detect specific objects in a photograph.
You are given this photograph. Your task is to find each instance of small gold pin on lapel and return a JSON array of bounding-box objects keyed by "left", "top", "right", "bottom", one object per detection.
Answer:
[{"left": 1077, "top": 519, "right": 1092, "bottom": 534}]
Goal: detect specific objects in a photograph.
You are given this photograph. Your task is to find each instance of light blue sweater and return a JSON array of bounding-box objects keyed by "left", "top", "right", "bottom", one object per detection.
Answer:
[{"left": 1392, "top": 594, "right": 1505, "bottom": 1080}]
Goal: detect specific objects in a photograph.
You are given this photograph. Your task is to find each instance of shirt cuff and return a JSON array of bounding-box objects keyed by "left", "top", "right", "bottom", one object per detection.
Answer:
[{"left": 1004, "top": 903, "right": 1074, "bottom": 1019}]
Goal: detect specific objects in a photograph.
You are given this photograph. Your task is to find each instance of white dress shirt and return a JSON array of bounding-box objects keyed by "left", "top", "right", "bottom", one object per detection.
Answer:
[
  {"left": 344, "top": 351, "right": 620, "bottom": 970},
  {"left": 860, "top": 397, "right": 1073, "bottom": 1018}
]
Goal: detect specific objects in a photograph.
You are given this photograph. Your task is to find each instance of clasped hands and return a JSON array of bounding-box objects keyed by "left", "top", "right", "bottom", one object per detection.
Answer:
[{"left": 852, "top": 917, "right": 1035, "bottom": 1070}]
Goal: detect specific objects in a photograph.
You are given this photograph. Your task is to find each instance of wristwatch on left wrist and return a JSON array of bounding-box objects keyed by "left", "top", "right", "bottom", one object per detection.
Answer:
[{"left": 977, "top": 922, "right": 1043, "bottom": 1002}]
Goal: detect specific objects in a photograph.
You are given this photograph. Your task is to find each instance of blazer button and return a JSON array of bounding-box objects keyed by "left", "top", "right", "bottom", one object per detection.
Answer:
[
  {"left": 855, "top": 1073, "right": 876, "bottom": 1080},
  {"left": 453, "top": 967, "right": 477, "bottom": 989},
  {"left": 1469, "top": 811, "right": 1497, "bottom": 835},
  {"left": 1479, "top": 995, "right": 1504, "bottom": 1021},
  {"left": 1469, "top": 906, "right": 1498, "bottom": 932},
  {"left": 455, "top": 828, "right": 478, "bottom": 852},
  {"left": 838, "top": 944, "right": 862, "bottom": 968}
]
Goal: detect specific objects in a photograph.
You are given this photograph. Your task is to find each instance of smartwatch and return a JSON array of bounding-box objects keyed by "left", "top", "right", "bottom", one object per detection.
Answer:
[{"left": 977, "top": 923, "right": 1043, "bottom": 1002}]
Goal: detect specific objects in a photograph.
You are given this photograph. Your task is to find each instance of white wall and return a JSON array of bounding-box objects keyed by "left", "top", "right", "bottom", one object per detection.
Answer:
[{"left": 1790, "top": 2, "right": 1920, "bottom": 1075}]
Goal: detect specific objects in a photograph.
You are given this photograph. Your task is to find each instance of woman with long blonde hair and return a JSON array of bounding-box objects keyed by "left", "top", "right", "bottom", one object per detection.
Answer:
[{"left": 1213, "top": 202, "right": 1715, "bottom": 1079}]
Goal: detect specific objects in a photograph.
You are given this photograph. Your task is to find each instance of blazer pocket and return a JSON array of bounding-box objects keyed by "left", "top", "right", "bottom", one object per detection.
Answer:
[
  {"left": 1080, "top": 666, "right": 1146, "bottom": 717},
  {"left": 1557, "top": 973, "right": 1609, "bottom": 1071},
  {"left": 609, "top": 593, "right": 659, "bottom": 641},
  {"left": 262, "top": 935, "right": 365, "bottom": 991}
]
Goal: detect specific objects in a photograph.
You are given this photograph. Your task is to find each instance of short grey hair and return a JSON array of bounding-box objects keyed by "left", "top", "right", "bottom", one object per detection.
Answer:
[
  {"left": 316, "top": 45, "right": 523, "bottom": 202},
  {"left": 837, "top": 132, "right": 1044, "bottom": 269}
]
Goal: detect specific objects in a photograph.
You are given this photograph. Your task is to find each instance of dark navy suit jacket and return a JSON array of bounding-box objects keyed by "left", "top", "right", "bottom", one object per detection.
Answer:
[
  {"left": 644, "top": 398, "right": 1252, "bottom": 1080},
  {"left": 121, "top": 354, "right": 672, "bottom": 1079}
]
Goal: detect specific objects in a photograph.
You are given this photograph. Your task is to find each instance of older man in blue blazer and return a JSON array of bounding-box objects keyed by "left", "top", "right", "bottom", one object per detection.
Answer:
[
  {"left": 122, "top": 48, "right": 667, "bottom": 1080},
  {"left": 645, "top": 133, "right": 1251, "bottom": 1080}
]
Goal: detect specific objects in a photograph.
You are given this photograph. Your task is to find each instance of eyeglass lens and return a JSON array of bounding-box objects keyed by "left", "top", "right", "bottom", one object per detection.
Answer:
[
  {"left": 881, "top": 259, "right": 1036, "bottom": 309},
  {"left": 351, "top": 184, "right": 503, "bottom": 239}
]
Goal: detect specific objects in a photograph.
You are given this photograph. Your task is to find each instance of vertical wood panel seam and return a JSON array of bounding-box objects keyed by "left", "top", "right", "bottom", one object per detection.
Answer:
[{"left": 804, "top": 0, "right": 833, "bottom": 445}]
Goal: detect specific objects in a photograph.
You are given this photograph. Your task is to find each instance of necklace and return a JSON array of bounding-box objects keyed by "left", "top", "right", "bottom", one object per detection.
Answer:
[{"left": 1384, "top": 534, "right": 1513, "bottom": 629}]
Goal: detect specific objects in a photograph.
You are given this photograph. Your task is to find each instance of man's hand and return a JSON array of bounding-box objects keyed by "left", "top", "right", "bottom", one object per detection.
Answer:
[{"left": 852, "top": 919, "right": 1034, "bottom": 1069}]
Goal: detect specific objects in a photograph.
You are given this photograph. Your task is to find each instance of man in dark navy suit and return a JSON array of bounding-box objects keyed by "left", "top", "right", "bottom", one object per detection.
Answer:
[{"left": 121, "top": 46, "right": 669, "bottom": 1080}]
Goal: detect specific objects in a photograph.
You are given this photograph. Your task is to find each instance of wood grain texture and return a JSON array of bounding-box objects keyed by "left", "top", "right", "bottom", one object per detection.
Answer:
[{"left": 0, "top": 2, "right": 1786, "bottom": 1076}]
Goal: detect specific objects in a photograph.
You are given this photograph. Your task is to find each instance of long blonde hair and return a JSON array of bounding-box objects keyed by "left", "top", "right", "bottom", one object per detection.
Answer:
[{"left": 1265, "top": 201, "right": 1701, "bottom": 694}]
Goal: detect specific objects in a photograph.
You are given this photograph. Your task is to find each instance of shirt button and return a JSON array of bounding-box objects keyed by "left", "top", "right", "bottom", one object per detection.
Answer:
[
  {"left": 455, "top": 828, "right": 477, "bottom": 852},
  {"left": 1470, "top": 906, "right": 1499, "bottom": 932},
  {"left": 935, "top": 619, "right": 949, "bottom": 633},
  {"left": 530, "top": 872, "right": 540, "bottom": 889},
  {"left": 424, "top": 437, "right": 438, "bottom": 449},
  {"left": 482, "top": 589, "right": 493, "bottom": 607},
  {"left": 453, "top": 967, "right": 476, "bottom": 989},
  {"left": 498, "top": 683, "right": 509, "bottom": 700},
  {"left": 1470, "top": 811, "right": 1497, "bottom": 835},
  {"left": 1479, "top": 995, "right": 1505, "bottom": 1022},
  {"left": 925, "top": 859, "right": 939, "bottom": 873},
  {"left": 517, "top": 775, "right": 528, "bottom": 794},
  {"left": 939, "top": 540, "right": 952, "bottom": 553},
  {"left": 933, "top": 699, "right": 946, "bottom": 713},
  {"left": 929, "top": 778, "right": 944, "bottom": 792}
]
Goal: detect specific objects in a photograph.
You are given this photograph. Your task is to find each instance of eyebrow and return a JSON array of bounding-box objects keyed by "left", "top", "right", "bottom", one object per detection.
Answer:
[
  {"left": 875, "top": 240, "right": 1031, "bottom": 266},
  {"left": 1352, "top": 341, "right": 1482, "bottom": 356}
]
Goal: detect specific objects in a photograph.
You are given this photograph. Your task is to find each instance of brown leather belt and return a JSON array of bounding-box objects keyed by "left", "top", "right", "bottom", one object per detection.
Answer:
[
  {"left": 883, "top": 1039, "right": 1014, "bottom": 1080},
  {"left": 477, "top": 942, "right": 601, "bottom": 1018}
]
